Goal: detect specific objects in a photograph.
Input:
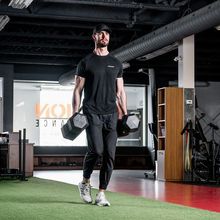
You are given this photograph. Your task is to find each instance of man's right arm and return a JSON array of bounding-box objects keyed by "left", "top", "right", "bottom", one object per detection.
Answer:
[
  {"left": 116, "top": 77, "right": 127, "bottom": 116},
  {"left": 72, "top": 75, "right": 85, "bottom": 114}
]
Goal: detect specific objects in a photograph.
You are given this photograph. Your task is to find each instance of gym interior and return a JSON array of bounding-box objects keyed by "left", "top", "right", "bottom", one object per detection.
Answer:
[{"left": 0, "top": 0, "right": 220, "bottom": 218}]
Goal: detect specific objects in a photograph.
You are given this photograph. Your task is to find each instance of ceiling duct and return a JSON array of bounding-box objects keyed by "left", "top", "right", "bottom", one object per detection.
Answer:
[
  {"left": 59, "top": 1, "right": 220, "bottom": 84},
  {"left": 58, "top": 62, "right": 131, "bottom": 85},
  {"left": 59, "top": 69, "right": 76, "bottom": 86},
  {"left": 111, "top": 0, "right": 220, "bottom": 62}
]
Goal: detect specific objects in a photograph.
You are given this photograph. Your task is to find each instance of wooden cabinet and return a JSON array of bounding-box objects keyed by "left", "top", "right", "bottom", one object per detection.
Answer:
[
  {"left": 0, "top": 132, "right": 33, "bottom": 177},
  {"left": 157, "top": 87, "right": 184, "bottom": 181}
]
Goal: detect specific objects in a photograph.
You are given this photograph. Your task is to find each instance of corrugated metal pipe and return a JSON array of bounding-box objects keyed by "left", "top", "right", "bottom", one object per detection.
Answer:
[{"left": 111, "top": 0, "right": 220, "bottom": 62}]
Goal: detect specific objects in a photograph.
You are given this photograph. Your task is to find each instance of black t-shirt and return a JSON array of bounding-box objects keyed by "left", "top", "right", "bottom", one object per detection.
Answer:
[{"left": 76, "top": 53, "right": 123, "bottom": 114}]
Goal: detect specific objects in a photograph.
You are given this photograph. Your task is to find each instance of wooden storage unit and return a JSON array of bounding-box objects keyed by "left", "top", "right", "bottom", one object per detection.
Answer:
[
  {"left": 157, "top": 87, "right": 184, "bottom": 181},
  {"left": 34, "top": 147, "right": 151, "bottom": 170},
  {"left": 0, "top": 132, "right": 34, "bottom": 177},
  {"left": 34, "top": 155, "right": 85, "bottom": 170}
]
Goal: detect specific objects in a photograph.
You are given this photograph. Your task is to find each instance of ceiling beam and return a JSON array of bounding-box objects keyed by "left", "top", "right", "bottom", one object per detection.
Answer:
[
  {"left": 0, "top": 41, "right": 91, "bottom": 50},
  {"left": 9, "top": 20, "right": 145, "bottom": 32},
  {"left": 0, "top": 3, "right": 174, "bottom": 25},
  {"left": 0, "top": 31, "right": 121, "bottom": 42},
  {"left": 0, "top": 56, "right": 76, "bottom": 66},
  {"left": 42, "top": 0, "right": 180, "bottom": 11},
  {"left": 0, "top": 32, "right": 91, "bottom": 40},
  {"left": 0, "top": 51, "right": 78, "bottom": 58}
]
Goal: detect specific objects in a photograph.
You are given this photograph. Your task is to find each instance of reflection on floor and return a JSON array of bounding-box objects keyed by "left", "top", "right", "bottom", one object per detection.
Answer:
[{"left": 34, "top": 170, "right": 220, "bottom": 213}]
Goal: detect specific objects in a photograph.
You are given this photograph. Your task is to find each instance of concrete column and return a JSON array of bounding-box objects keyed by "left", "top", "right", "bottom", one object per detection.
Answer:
[
  {"left": 178, "top": 35, "right": 195, "bottom": 88},
  {"left": 0, "top": 64, "right": 14, "bottom": 132}
]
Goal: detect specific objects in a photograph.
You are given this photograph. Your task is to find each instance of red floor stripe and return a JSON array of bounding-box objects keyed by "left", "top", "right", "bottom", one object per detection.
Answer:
[{"left": 107, "top": 177, "right": 220, "bottom": 213}]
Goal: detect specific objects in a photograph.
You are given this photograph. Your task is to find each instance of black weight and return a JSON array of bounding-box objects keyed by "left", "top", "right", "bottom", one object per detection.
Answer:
[
  {"left": 124, "top": 114, "right": 140, "bottom": 132},
  {"left": 117, "top": 118, "right": 130, "bottom": 137},
  {"left": 117, "top": 114, "right": 140, "bottom": 137},
  {"left": 61, "top": 112, "right": 89, "bottom": 140}
]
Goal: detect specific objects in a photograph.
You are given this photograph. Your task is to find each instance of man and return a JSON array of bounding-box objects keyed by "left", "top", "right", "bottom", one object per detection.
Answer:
[{"left": 72, "top": 24, "right": 127, "bottom": 207}]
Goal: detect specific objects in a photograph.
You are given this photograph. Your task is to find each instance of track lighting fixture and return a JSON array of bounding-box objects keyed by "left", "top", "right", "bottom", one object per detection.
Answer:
[
  {"left": 0, "top": 15, "right": 10, "bottom": 32},
  {"left": 8, "top": 0, "right": 34, "bottom": 9}
]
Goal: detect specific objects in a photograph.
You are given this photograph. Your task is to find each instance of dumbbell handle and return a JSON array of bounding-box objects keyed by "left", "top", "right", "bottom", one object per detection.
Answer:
[{"left": 73, "top": 106, "right": 83, "bottom": 115}]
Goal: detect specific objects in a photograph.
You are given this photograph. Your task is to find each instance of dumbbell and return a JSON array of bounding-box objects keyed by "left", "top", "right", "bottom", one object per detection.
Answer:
[
  {"left": 117, "top": 114, "right": 140, "bottom": 137},
  {"left": 61, "top": 112, "right": 89, "bottom": 141}
]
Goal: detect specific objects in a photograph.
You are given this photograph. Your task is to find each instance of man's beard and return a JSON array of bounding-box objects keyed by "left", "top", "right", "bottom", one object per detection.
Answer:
[{"left": 97, "top": 42, "right": 109, "bottom": 48}]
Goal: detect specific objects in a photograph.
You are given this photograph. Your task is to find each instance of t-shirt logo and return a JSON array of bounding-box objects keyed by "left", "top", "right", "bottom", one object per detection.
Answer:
[{"left": 107, "top": 65, "right": 115, "bottom": 68}]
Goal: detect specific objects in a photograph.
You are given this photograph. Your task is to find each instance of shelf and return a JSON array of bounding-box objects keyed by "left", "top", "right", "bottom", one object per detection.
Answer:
[
  {"left": 158, "top": 87, "right": 165, "bottom": 105},
  {"left": 157, "top": 87, "right": 184, "bottom": 181},
  {"left": 158, "top": 106, "right": 165, "bottom": 121},
  {"left": 34, "top": 166, "right": 83, "bottom": 170}
]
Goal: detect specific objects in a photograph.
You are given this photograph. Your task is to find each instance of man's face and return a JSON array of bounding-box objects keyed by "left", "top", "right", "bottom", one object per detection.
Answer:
[{"left": 93, "top": 31, "right": 110, "bottom": 48}]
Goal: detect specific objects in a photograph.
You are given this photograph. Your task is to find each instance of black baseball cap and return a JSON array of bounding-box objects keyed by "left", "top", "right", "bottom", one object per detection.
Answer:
[{"left": 92, "top": 24, "right": 112, "bottom": 35}]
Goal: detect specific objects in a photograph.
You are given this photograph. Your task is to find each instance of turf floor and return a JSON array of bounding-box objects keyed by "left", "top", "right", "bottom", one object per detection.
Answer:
[{"left": 0, "top": 177, "right": 219, "bottom": 220}]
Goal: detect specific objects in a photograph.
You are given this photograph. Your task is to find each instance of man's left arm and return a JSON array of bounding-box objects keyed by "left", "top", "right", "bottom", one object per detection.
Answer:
[{"left": 116, "top": 77, "right": 127, "bottom": 115}]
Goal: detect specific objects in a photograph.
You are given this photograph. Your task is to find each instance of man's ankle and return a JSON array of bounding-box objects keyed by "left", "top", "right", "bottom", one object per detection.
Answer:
[{"left": 82, "top": 178, "right": 90, "bottom": 185}]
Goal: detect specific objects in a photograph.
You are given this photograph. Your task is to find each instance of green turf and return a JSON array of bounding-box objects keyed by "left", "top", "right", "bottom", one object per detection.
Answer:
[{"left": 0, "top": 177, "right": 219, "bottom": 220}]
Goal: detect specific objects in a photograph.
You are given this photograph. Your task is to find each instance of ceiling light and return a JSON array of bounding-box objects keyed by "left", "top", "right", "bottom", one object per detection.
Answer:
[
  {"left": 122, "top": 62, "right": 130, "bottom": 69},
  {"left": 0, "top": 15, "right": 10, "bottom": 32},
  {"left": 215, "top": 25, "right": 220, "bottom": 31},
  {"left": 8, "top": 0, "right": 34, "bottom": 9}
]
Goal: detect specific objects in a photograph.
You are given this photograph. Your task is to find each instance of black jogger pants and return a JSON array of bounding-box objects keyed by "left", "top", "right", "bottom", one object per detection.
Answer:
[{"left": 83, "top": 112, "right": 118, "bottom": 190}]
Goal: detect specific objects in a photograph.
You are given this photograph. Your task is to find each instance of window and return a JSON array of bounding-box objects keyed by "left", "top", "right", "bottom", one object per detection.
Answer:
[
  {"left": 117, "top": 86, "right": 146, "bottom": 147},
  {"left": 13, "top": 81, "right": 146, "bottom": 147}
]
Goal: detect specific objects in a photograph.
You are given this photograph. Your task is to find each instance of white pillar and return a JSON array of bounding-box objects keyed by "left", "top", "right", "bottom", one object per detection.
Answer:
[
  {"left": 178, "top": 36, "right": 196, "bottom": 181},
  {"left": 178, "top": 35, "right": 195, "bottom": 88}
]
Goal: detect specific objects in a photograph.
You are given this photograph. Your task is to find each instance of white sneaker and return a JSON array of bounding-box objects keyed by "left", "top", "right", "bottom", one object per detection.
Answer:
[
  {"left": 78, "top": 182, "right": 92, "bottom": 203},
  {"left": 95, "top": 192, "right": 111, "bottom": 207}
]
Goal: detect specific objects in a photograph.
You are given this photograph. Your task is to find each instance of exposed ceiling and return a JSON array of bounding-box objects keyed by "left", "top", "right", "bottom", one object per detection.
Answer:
[{"left": 0, "top": 0, "right": 219, "bottom": 84}]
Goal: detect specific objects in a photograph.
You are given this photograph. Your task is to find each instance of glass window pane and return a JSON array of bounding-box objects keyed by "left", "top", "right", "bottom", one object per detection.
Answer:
[
  {"left": 14, "top": 81, "right": 146, "bottom": 147},
  {"left": 117, "top": 86, "right": 146, "bottom": 147}
]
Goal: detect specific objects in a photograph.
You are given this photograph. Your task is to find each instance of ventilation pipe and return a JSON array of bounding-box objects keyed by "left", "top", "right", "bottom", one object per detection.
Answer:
[
  {"left": 111, "top": 0, "right": 220, "bottom": 62},
  {"left": 59, "top": 69, "right": 76, "bottom": 85},
  {"left": 59, "top": 1, "right": 220, "bottom": 84}
]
